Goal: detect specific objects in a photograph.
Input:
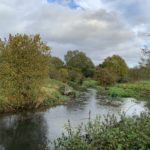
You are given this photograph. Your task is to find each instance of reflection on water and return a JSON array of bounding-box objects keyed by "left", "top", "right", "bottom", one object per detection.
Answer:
[
  {"left": 0, "top": 89, "right": 147, "bottom": 150},
  {"left": 0, "top": 114, "right": 48, "bottom": 150}
]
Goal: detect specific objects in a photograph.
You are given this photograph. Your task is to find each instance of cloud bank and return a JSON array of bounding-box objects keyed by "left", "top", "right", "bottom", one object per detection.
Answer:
[{"left": 0, "top": 0, "right": 150, "bottom": 67}]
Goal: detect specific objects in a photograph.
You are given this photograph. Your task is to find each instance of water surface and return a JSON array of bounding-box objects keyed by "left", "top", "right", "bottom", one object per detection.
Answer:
[{"left": 0, "top": 89, "right": 147, "bottom": 150}]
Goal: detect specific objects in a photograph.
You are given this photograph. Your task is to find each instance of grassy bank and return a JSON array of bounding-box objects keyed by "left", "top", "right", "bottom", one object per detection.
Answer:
[
  {"left": 0, "top": 78, "right": 104, "bottom": 113},
  {"left": 42, "top": 79, "right": 78, "bottom": 108},
  {"left": 49, "top": 112, "right": 150, "bottom": 150},
  {"left": 0, "top": 79, "right": 78, "bottom": 113},
  {"left": 80, "top": 79, "right": 105, "bottom": 93},
  {"left": 1, "top": 79, "right": 150, "bottom": 113},
  {"left": 79, "top": 79, "right": 150, "bottom": 108},
  {"left": 106, "top": 80, "right": 150, "bottom": 108}
]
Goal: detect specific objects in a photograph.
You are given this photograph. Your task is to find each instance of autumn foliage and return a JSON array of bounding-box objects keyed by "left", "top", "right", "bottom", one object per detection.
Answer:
[{"left": 0, "top": 34, "right": 50, "bottom": 109}]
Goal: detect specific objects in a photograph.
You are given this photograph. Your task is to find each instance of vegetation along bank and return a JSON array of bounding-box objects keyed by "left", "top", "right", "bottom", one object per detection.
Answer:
[{"left": 0, "top": 34, "right": 150, "bottom": 113}]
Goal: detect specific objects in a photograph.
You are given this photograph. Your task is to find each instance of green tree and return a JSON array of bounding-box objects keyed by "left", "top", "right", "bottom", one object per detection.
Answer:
[
  {"left": 65, "top": 50, "right": 94, "bottom": 77},
  {"left": 0, "top": 34, "right": 50, "bottom": 108},
  {"left": 128, "top": 67, "right": 141, "bottom": 81},
  {"left": 50, "top": 56, "right": 64, "bottom": 69},
  {"left": 68, "top": 68, "right": 83, "bottom": 82},
  {"left": 49, "top": 64, "right": 60, "bottom": 80},
  {"left": 139, "top": 48, "right": 150, "bottom": 79},
  {"left": 48, "top": 56, "right": 70, "bottom": 82},
  {"left": 94, "top": 67, "right": 115, "bottom": 86},
  {"left": 101, "top": 55, "right": 128, "bottom": 82},
  {"left": 59, "top": 68, "right": 69, "bottom": 82},
  {"left": 49, "top": 56, "right": 64, "bottom": 81}
]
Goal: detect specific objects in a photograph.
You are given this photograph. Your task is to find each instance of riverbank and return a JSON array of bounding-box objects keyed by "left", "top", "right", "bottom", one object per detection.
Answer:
[
  {"left": 105, "top": 80, "right": 150, "bottom": 108},
  {"left": 0, "top": 88, "right": 147, "bottom": 150},
  {"left": 0, "top": 79, "right": 150, "bottom": 113},
  {"left": 78, "top": 79, "right": 150, "bottom": 108},
  {"left": 0, "top": 79, "right": 79, "bottom": 113},
  {"left": 51, "top": 112, "right": 150, "bottom": 150}
]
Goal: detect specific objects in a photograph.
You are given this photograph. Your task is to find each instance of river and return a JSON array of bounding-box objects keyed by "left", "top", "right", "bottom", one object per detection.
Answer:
[{"left": 0, "top": 89, "right": 147, "bottom": 150}]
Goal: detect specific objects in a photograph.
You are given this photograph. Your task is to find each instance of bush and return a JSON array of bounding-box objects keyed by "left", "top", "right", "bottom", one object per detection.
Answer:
[
  {"left": 52, "top": 113, "right": 150, "bottom": 150},
  {"left": 0, "top": 34, "right": 50, "bottom": 110},
  {"left": 42, "top": 79, "right": 69, "bottom": 108},
  {"left": 94, "top": 68, "right": 116, "bottom": 86},
  {"left": 67, "top": 68, "right": 83, "bottom": 83},
  {"left": 59, "top": 68, "right": 69, "bottom": 83},
  {"left": 107, "top": 87, "right": 135, "bottom": 97},
  {"left": 82, "top": 79, "right": 98, "bottom": 88},
  {"left": 101, "top": 55, "right": 129, "bottom": 82}
]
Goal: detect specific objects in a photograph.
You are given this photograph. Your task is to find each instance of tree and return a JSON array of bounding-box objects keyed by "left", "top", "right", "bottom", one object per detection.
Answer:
[
  {"left": 0, "top": 34, "right": 50, "bottom": 108},
  {"left": 141, "top": 47, "right": 150, "bottom": 67},
  {"left": 65, "top": 50, "right": 94, "bottom": 77},
  {"left": 50, "top": 56, "right": 64, "bottom": 69},
  {"left": 67, "top": 68, "right": 83, "bottom": 83},
  {"left": 59, "top": 68, "right": 69, "bottom": 83},
  {"left": 48, "top": 56, "right": 69, "bottom": 82},
  {"left": 101, "top": 55, "right": 128, "bottom": 82},
  {"left": 94, "top": 67, "right": 115, "bottom": 86},
  {"left": 49, "top": 56, "right": 64, "bottom": 81},
  {"left": 128, "top": 67, "right": 141, "bottom": 81},
  {"left": 139, "top": 48, "right": 150, "bottom": 79}
]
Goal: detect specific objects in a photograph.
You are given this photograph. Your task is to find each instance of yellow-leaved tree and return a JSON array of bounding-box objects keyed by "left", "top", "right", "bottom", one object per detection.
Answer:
[{"left": 0, "top": 34, "right": 51, "bottom": 110}]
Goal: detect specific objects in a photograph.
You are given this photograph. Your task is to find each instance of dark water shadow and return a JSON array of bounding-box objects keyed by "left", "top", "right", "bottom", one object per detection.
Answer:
[{"left": 0, "top": 113, "right": 48, "bottom": 150}]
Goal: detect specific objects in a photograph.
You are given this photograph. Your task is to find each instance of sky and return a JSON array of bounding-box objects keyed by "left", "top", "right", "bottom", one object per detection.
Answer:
[{"left": 0, "top": 0, "right": 150, "bottom": 67}]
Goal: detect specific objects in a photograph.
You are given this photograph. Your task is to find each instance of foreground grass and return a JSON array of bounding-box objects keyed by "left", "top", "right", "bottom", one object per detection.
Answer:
[
  {"left": 106, "top": 80, "right": 150, "bottom": 108},
  {"left": 48, "top": 113, "right": 150, "bottom": 150}
]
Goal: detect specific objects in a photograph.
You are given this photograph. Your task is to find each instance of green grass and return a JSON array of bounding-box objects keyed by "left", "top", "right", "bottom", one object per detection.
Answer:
[
  {"left": 42, "top": 79, "right": 77, "bottom": 108},
  {"left": 80, "top": 79, "right": 106, "bottom": 95},
  {"left": 82, "top": 79, "right": 98, "bottom": 88},
  {"left": 107, "top": 87, "right": 136, "bottom": 97},
  {"left": 107, "top": 80, "right": 150, "bottom": 98},
  {"left": 106, "top": 80, "right": 150, "bottom": 108},
  {"left": 50, "top": 113, "right": 150, "bottom": 150}
]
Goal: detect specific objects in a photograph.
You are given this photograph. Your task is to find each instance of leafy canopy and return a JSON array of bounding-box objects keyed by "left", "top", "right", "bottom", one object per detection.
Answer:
[
  {"left": 101, "top": 55, "right": 128, "bottom": 81},
  {"left": 50, "top": 56, "right": 64, "bottom": 69},
  {"left": 65, "top": 50, "right": 94, "bottom": 77},
  {"left": 0, "top": 34, "right": 51, "bottom": 107}
]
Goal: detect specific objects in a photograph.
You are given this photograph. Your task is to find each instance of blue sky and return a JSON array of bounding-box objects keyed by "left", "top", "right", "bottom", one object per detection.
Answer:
[
  {"left": 48, "top": 0, "right": 79, "bottom": 9},
  {"left": 0, "top": 0, "right": 150, "bottom": 67}
]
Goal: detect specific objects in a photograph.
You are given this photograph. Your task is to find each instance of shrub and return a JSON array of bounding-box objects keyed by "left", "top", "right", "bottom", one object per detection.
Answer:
[
  {"left": 42, "top": 79, "right": 69, "bottom": 107},
  {"left": 82, "top": 79, "right": 98, "bottom": 88},
  {"left": 94, "top": 68, "right": 116, "bottom": 86},
  {"left": 107, "top": 87, "right": 135, "bottom": 97},
  {"left": 67, "top": 68, "right": 83, "bottom": 83},
  {"left": 101, "top": 55, "right": 129, "bottom": 82},
  {"left": 0, "top": 34, "right": 50, "bottom": 109},
  {"left": 52, "top": 113, "right": 150, "bottom": 150}
]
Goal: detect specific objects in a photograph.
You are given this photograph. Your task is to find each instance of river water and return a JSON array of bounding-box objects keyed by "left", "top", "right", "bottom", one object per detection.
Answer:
[{"left": 0, "top": 89, "right": 147, "bottom": 150}]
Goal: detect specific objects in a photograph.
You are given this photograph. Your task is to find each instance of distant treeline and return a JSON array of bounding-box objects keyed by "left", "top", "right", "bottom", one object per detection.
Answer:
[{"left": 49, "top": 43, "right": 150, "bottom": 86}]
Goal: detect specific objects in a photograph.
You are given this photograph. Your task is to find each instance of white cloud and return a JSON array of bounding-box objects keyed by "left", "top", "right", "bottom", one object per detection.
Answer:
[
  {"left": 0, "top": 0, "right": 149, "bottom": 67},
  {"left": 75, "top": 0, "right": 105, "bottom": 10}
]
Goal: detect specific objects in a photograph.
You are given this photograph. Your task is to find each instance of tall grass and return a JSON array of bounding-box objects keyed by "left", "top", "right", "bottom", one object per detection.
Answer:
[{"left": 42, "top": 79, "right": 77, "bottom": 108}]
